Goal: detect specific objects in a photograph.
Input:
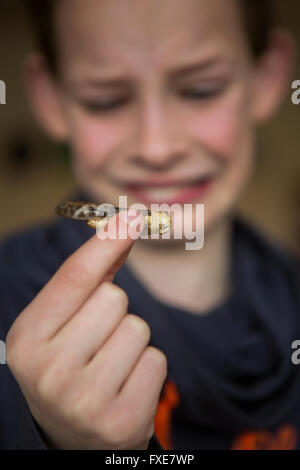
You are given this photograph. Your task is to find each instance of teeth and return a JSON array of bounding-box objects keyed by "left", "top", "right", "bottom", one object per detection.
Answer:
[
  {"left": 141, "top": 185, "right": 188, "bottom": 199},
  {"left": 128, "top": 177, "right": 212, "bottom": 202}
]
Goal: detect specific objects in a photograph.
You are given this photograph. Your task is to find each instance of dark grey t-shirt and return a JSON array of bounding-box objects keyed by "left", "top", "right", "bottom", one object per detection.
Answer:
[{"left": 1, "top": 205, "right": 300, "bottom": 449}]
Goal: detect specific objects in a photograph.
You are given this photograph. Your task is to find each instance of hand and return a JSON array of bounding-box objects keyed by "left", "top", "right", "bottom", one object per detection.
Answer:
[{"left": 6, "top": 211, "right": 167, "bottom": 450}]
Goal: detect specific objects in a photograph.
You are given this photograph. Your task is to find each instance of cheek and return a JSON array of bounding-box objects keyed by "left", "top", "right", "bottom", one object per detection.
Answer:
[
  {"left": 186, "top": 87, "right": 250, "bottom": 161},
  {"left": 68, "top": 114, "right": 123, "bottom": 170}
]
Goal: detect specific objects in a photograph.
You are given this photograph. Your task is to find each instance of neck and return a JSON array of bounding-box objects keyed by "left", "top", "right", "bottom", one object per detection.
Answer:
[{"left": 126, "top": 218, "right": 234, "bottom": 315}]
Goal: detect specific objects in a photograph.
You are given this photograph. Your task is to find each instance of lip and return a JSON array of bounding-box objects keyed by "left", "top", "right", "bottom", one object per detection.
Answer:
[
  {"left": 124, "top": 176, "right": 215, "bottom": 206},
  {"left": 119, "top": 176, "right": 210, "bottom": 187}
]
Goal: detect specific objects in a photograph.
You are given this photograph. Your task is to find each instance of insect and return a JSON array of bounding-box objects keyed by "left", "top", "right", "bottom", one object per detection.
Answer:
[{"left": 55, "top": 201, "right": 172, "bottom": 236}]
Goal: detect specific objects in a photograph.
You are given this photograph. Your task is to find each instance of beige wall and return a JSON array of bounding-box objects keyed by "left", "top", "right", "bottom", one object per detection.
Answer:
[{"left": 0, "top": 0, "right": 299, "bottom": 254}]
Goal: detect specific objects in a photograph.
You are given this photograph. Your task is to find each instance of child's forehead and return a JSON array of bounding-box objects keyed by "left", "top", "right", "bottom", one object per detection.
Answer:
[{"left": 56, "top": 0, "right": 246, "bottom": 70}]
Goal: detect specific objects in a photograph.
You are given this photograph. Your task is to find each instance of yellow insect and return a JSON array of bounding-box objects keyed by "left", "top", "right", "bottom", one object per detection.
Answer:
[{"left": 55, "top": 201, "right": 172, "bottom": 236}]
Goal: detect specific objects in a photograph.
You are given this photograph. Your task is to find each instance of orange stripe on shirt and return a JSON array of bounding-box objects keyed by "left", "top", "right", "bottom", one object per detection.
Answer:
[
  {"left": 154, "top": 380, "right": 180, "bottom": 450},
  {"left": 232, "top": 424, "right": 298, "bottom": 450}
]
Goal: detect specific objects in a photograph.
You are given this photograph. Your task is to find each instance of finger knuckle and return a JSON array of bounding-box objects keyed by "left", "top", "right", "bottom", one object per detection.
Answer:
[
  {"left": 5, "top": 331, "right": 18, "bottom": 367},
  {"left": 6, "top": 324, "right": 27, "bottom": 371},
  {"left": 125, "top": 315, "right": 151, "bottom": 341},
  {"left": 36, "top": 373, "right": 55, "bottom": 404},
  {"left": 101, "top": 282, "right": 129, "bottom": 310},
  {"left": 65, "top": 395, "right": 95, "bottom": 431},
  {"left": 145, "top": 346, "right": 168, "bottom": 375},
  {"left": 101, "top": 409, "right": 135, "bottom": 448},
  {"left": 108, "top": 401, "right": 154, "bottom": 447},
  {"left": 146, "top": 422, "right": 155, "bottom": 441},
  {"left": 5, "top": 344, "right": 21, "bottom": 372},
  {"left": 36, "top": 364, "right": 69, "bottom": 403}
]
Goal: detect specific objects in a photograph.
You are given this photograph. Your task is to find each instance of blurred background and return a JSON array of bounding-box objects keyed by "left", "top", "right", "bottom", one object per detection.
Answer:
[{"left": 0, "top": 0, "right": 299, "bottom": 254}]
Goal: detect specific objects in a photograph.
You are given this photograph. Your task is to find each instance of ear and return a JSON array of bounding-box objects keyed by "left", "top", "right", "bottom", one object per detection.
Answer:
[
  {"left": 250, "top": 29, "right": 296, "bottom": 123},
  {"left": 24, "top": 53, "right": 69, "bottom": 141}
]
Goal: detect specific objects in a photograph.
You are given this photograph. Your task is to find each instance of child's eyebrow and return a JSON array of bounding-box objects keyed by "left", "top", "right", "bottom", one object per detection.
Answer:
[
  {"left": 169, "top": 55, "right": 233, "bottom": 80},
  {"left": 66, "top": 55, "right": 232, "bottom": 91},
  {"left": 70, "top": 77, "right": 132, "bottom": 91}
]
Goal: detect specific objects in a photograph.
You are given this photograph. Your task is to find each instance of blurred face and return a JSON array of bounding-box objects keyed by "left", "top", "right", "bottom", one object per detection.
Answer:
[{"left": 40, "top": 0, "right": 264, "bottom": 236}]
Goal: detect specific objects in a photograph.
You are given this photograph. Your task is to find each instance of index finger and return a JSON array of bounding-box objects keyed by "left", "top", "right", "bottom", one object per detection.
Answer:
[{"left": 20, "top": 211, "right": 144, "bottom": 339}]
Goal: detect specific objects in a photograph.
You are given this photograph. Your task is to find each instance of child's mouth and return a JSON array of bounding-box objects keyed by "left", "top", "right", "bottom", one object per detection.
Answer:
[{"left": 125, "top": 176, "right": 215, "bottom": 205}]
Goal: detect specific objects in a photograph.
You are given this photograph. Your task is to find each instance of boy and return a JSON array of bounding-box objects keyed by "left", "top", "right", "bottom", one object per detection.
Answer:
[{"left": 0, "top": 0, "right": 299, "bottom": 450}]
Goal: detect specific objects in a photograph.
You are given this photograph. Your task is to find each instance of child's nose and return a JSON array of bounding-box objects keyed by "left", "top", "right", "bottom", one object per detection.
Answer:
[{"left": 131, "top": 99, "right": 185, "bottom": 168}]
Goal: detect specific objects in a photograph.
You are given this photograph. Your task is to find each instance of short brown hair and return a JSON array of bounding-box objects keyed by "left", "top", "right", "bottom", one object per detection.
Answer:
[{"left": 25, "top": 0, "right": 276, "bottom": 73}]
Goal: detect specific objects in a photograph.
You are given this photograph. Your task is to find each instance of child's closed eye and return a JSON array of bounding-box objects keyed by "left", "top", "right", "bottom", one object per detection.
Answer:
[
  {"left": 81, "top": 96, "right": 130, "bottom": 113},
  {"left": 180, "top": 86, "right": 223, "bottom": 99},
  {"left": 76, "top": 77, "right": 230, "bottom": 115},
  {"left": 178, "top": 80, "right": 229, "bottom": 101}
]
